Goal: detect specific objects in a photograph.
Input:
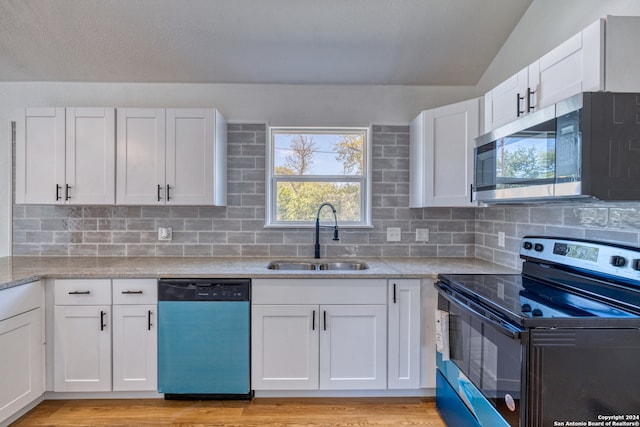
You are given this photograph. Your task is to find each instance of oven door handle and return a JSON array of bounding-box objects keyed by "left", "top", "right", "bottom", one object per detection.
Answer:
[{"left": 436, "top": 281, "right": 521, "bottom": 340}]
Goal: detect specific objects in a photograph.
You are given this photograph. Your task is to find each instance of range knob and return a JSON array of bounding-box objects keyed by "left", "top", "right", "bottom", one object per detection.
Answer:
[
  {"left": 521, "top": 303, "right": 532, "bottom": 312},
  {"left": 633, "top": 259, "right": 640, "bottom": 271},
  {"left": 534, "top": 243, "right": 544, "bottom": 252},
  {"left": 523, "top": 242, "right": 533, "bottom": 250},
  {"left": 610, "top": 256, "right": 627, "bottom": 267},
  {"left": 532, "top": 308, "right": 543, "bottom": 317}
]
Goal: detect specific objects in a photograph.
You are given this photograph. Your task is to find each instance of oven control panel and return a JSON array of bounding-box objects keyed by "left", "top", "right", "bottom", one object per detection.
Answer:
[{"left": 520, "top": 236, "right": 640, "bottom": 283}]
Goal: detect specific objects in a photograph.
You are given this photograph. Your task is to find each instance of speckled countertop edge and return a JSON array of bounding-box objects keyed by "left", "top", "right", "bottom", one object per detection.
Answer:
[{"left": 0, "top": 256, "right": 519, "bottom": 291}]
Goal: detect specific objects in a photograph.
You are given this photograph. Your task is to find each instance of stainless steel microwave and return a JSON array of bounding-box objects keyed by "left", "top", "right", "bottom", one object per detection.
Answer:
[{"left": 473, "top": 92, "right": 640, "bottom": 203}]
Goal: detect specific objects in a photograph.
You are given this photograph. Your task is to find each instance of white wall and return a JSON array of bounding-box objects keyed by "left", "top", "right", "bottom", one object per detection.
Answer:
[
  {"left": 0, "top": 82, "right": 475, "bottom": 256},
  {"left": 476, "top": 0, "right": 640, "bottom": 92}
]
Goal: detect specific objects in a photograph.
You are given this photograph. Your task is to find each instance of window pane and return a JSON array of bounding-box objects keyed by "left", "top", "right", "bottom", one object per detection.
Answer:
[
  {"left": 276, "top": 181, "right": 361, "bottom": 222},
  {"left": 273, "top": 132, "right": 364, "bottom": 176}
]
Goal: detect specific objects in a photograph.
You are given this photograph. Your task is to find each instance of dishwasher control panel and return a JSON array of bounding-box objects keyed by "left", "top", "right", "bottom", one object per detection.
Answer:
[{"left": 158, "top": 279, "right": 251, "bottom": 301}]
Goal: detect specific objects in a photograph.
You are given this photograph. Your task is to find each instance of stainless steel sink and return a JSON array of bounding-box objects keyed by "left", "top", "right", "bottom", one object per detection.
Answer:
[
  {"left": 318, "top": 262, "right": 369, "bottom": 270},
  {"left": 266, "top": 260, "right": 368, "bottom": 271},
  {"left": 266, "top": 261, "right": 317, "bottom": 270}
]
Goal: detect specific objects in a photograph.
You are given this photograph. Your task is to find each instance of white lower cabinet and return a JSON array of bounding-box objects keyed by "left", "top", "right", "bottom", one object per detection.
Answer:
[
  {"left": 53, "top": 304, "right": 112, "bottom": 392},
  {"left": 251, "top": 305, "right": 319, "bottom": 390},
  {"left": 387, "top": 279, "right": 421, "bottom": 389},
  {"left": 53, "top": 279, "right": 112, "bottom": 392},
  {"left": 319, "top": 304, "right": 387, "bottom": 390},
  {"left": 0, "top": 281, "right": 44, "bottom": 425},
  {"left": 53, "top": 278, "right": 157, "bottom": 393},
  {"left": 112, "top": 304, "right": 157, "bottom": 391},
  {"left": 251, "top": 279, "right": 388, "bottom": 391}
]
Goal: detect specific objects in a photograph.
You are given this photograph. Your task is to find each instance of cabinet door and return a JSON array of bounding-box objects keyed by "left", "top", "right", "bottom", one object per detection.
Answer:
[
  {"left": 165, "top": 108, "right": 215, "bottom": 205},
  {"left": 15, "top": 108, "right": 66, "bottom": 204},
  {"left": 112, "top": 304, "right": 157, "bottom": 391},
  {"left": 53, "top": 305, "right": 111, "bottom": 392},
  {"left": 116, "top": 108, "right": 166, "bottom": 205},
  {"left": 388, "top": 280, "right": 421, "bottom": 389},
  {"left": 430, "top": 99, "right": 479, "bottom": 207},
  {"left": 65, "top": 108, "right": 116, "bottom": 204},
  {"left": 0, "top": 308, "right": 43, "bottom": 424},
  {"left": 484, "top": 67, "right": 528, "bottom": 131},
  {"left": 251, "top": 305, "right": 319, "bottom": 390},
  {"left": 320, "top": 304, "right": 387, "bottom": 390},
  {"left": 535, "top": 20, "right": 604, "bottom": 109}
]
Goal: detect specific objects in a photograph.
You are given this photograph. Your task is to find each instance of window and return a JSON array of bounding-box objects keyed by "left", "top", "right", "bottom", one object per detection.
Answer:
[{"left": 266, "top": 127, "right": 371, "bottom": 227}]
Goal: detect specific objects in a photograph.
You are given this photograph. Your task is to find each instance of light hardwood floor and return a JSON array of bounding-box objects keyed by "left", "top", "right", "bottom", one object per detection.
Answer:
[{"left": 11, "top": 397, "right": 446, "bottom": 427}]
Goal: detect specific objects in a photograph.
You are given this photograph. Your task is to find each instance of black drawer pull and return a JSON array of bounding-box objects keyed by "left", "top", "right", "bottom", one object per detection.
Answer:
[
  {"left": 100, "top": 310, "right": 106, "bottom": 331},
  {"left": 69, "top": 290, "right": 91, "bottom": 295},
  {"left": 312, "top": 310, "right": 316, "bottom": 331},
  {"left": 121, "top": 290, "right": 144, "bottom": 294},
  {"left": 148, "top": 310, "right": 153, "bottom": 331}
]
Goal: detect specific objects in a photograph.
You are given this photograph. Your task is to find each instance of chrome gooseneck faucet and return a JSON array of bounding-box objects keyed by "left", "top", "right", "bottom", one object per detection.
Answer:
[{"left": 314, "top": 203, "right": 339, "bottom": 259}]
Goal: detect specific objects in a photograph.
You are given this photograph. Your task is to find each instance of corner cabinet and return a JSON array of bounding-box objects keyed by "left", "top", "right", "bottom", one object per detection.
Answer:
[
  {"left": 116, "top": 108, "right": 227, "bottom": 206},
  {"left": 15, "top": 107, "right": 115, "bottom": 205},
  {"left": 0, "top": 281, "right": 44, "bottom": 426},
  {"left": 251, "top": 279, "right": 387, "bottom": 391},
  {"left": 484, "top": 16, "right": 640, "bottom": 132},
  {"left": 387, "top": 279, "right": 421, "bottom": 389},
  {"left": 410, "top": 98, "right": 481, "bottom": 207}
]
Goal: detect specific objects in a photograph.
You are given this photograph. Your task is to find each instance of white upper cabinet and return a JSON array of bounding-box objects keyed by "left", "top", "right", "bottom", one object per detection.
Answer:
[
  {"left": 16, "top": 107, "right": 115, "bottom": 205},
  {"left": 484, "top": 16, "right": 640, "bottom": 133},
  {"left": 117, "top": 108, "right": 227, "bottom": 206},
  {"left": 410, "top": 98, "right": 481, "bottom": 207}
]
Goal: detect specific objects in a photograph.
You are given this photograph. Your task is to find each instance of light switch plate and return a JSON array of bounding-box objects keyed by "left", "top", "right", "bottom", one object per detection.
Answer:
[
  {"left": 158, "top": 227, "right": 173, "bottom": 241},
  {"left": 387, "top": 227, "right": 401, "bottom": 242}
]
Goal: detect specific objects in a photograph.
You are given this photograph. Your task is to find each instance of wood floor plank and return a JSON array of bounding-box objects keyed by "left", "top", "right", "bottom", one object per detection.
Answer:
[{"left": 10, "top": 398, "right": 446, "bottom": 427}]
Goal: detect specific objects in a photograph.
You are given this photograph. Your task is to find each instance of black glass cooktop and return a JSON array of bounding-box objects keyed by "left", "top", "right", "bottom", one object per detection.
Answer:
[{"left": 437, "top": 273, "right": 639, "bottom": 327}]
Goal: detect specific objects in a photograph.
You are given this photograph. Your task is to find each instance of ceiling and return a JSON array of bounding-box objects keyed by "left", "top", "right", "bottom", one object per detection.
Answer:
[{"left": 0, "top": 0, "right": 532, "bottom": 85}]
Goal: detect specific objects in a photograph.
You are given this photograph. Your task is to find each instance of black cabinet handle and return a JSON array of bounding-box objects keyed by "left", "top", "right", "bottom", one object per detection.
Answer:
[
  {"left": 157, "top": 184, "right": 162, "bottom": 201},
  {"left": 323, "top": 310, "right": 327, "bottom": 331},
  {"left": 65, "top": 184, "right": 71, "bottom": 201},
  {"left": 393, "top": 283, "right": 397, "bottom": 304},
  {"left": 516, "top": 93, "right": 525, "bottom": 117},
  {"left": 148, "top": 310, "right": 153, "bottom": 331},
  {"left": 166, "top": 184, "right": 171, "bottom": 201},
  {"left": 527, "top": 87, "right": 536, "bottom": 112},
  {"left": 55, "top": 184, "right": 61, "bottom": 201},
  {"left": 121, "top": 290, "right": 143, "bottom": 294},
  {"left": 312, "top": 310, "right": 316, "bottom": 331},
  {"left": 100, "top": 310, "right": 106, "bottom": 331},
  {"left": 69, "top": 290, "right": 90, "bottom": 295}
]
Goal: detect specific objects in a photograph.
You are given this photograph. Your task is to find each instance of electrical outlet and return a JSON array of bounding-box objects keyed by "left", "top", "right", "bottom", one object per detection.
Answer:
[
  {"left": 416, "top": 228, "right": 429, "bottom": 242},
  {"left": 158, "top": 227, "right": 173, "bottom": 241},
  {"left": 387, "top": 227, "right": 401, "bottom": 242},
  {"left": 498, "top": 231, "right": 505, "bottom": 248}
]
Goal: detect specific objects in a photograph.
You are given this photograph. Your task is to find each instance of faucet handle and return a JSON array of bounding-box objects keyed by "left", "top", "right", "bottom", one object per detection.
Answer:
[{"left": 333, "top": 227, "right": 340, "bottom": 241}]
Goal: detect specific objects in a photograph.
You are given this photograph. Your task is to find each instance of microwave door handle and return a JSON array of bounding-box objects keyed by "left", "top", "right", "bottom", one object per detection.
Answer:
[{"left": 436, "top": 282, "right": 521, "bottom": 340}]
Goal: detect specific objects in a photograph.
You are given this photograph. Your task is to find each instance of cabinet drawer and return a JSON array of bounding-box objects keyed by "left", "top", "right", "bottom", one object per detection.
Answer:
[
  {"left": 252, "top": 279, "right": 387, "bottom": 305},
  {"left": 55, "top": 279, "right": 111, "bottom": 305},
  {"left": 112, "top": 279, "right": 157, "bottom": 304}
]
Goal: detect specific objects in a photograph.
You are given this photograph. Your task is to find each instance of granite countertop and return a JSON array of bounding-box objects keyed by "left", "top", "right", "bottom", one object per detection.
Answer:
[{"left": 0, "top": 256, "right": 519, "bottom": 291}]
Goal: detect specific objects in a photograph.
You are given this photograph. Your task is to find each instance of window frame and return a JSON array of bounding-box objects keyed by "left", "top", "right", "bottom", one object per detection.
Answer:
[{"left": 265, "top": 126, "right": 372, "bottom": 228}]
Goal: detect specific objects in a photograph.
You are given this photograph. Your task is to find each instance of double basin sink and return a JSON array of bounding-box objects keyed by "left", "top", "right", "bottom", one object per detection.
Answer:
[{"left": 267, "top": 260, "right": 369, "bottom": 271}]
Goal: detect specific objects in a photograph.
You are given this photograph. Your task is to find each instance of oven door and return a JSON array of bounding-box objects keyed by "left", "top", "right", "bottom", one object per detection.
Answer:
[{"left": 436, "top": 281, "right": 524, "bottom": 427}]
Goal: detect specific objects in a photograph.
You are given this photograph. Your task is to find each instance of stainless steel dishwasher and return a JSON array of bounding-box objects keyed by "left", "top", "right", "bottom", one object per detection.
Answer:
[{"left": 157, "top": 278, "right": 252, "bottom": 400}]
